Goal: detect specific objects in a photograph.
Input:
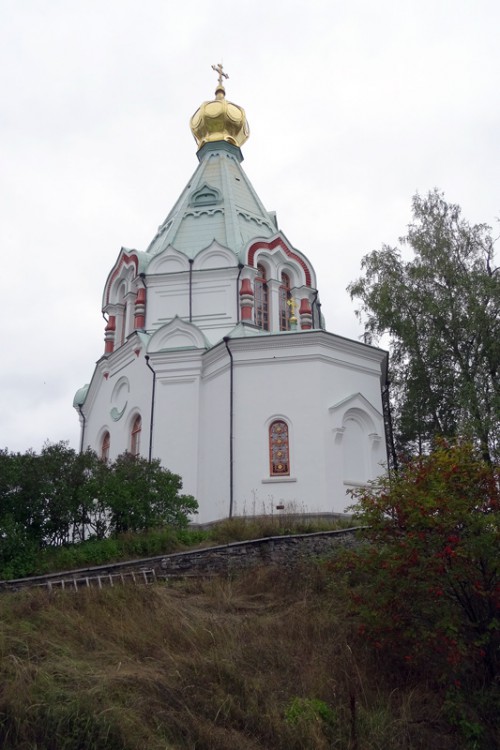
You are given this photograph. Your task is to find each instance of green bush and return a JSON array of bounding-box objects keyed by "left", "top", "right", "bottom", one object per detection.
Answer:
[
  {"left": 335, "top": 441, "right": 499, "bottom": 746},
  {"left": 0, "top": 445, "right": 199, "bottom": 578},
  {"left": 285, "top": 696, "right": 337, "bottom": 728}
]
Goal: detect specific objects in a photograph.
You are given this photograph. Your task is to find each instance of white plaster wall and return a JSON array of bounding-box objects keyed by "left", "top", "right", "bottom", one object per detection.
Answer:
[
  {"left": 80, "top": 330, "right": 387, "bottom": 524},
  {"left": 148, "top": 351, "right": 203, "bottom": 502},
  {"left": 145, "top": 268, "right": 240, "bottom": 346},
  {"left": 191, "top": 268, "right": 239, "bottom": 344},
  {"left": 194, "top": 333, "right": 387, "bottom": 521},
  {"left": 146, "top": 274, "right": 190, "bottom": 330},
  {"left": 82, "top": 347, "right": 153, "bottom": 461},
  {"left": 197, "top": 352, "right": 231, "bottom": 522},
  {"left": 229, "top": 351, "right": 339, "bottom": 515}
]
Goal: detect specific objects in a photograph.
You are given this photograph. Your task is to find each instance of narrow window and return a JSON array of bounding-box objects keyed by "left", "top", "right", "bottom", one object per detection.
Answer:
[
  {"left": 269, "top": 420, "right": 290, "bottom": 476},
  {"left": 117, "top": 283, "right": 127, "bottom": 346},
  {"left": 101, "top": 431, "right": 110, "bottom": 462},
  {"left": 130, "top": 415, "right": 142, "bottom": 457},
  {"left": 279, "top": 272, "right": 291, "bottom": 331},
  {"left": 254, "top": 264, "right": 269, "bottom": 331}
]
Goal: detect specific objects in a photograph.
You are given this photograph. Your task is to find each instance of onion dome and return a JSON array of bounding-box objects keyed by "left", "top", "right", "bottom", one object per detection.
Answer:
[{"left": 190, "top": 64, "right": 250, "bottom": 150}]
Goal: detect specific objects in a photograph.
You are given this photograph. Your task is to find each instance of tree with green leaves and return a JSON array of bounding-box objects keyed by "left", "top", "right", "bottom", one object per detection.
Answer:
[
  {"left": 338, "top": 442, "right": 499, "bottom": 745},
  {"left": 35, "top": 443, "right": 102, "bottom": 545},
  {"left": 0, "top": 443, "right": 197, "bottom": 577},
  {"left": 98, "top": 452, "right": 198, "bottom": 535},
  {"left": 345, "top": 442, "right": 499, "bottom": 683},
  {"left": 348, "top": 190, "right": 499, "bottom": 463}
]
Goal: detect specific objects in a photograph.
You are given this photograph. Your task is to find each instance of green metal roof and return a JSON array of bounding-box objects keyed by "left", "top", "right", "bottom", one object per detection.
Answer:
[
  {"left": 73, "top": 384, "right": 90, "bottom": 408},
  {"left": 224, "top": 322, "right": 270, "bottom": 339},
  {"left": 145, "top": 142, "right": 277, "bottom": 260}
]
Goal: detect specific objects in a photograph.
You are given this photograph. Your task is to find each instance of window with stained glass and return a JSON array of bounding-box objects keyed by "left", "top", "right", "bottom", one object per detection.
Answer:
[
  {"left": 130, "top": 415, "right": 142, "bottom": 457},
  {"left": 269, "top": 420, "right": 290, "bottom": 476},
  {"left": 279, "top": 272, "right": 291, "bottom": 331},
  {"left": 254, "top": 264, "right": 269, "bottom": 330}
]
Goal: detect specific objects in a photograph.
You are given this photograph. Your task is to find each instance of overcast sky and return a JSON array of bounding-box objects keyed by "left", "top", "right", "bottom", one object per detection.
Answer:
[{"left": 1, "top": 0, "right": 499, "bottom": 454}]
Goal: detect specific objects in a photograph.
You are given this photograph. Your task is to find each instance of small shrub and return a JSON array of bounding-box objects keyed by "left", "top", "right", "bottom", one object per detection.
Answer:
[
  {"left": 285, "top": 696, "right": 337, "bottom": 728},
  {"left": 336, "top": 441, "right": 499, "bottom": 746}
]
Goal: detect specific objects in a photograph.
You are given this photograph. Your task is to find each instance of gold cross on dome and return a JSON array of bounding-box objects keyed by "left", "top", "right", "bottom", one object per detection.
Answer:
[
  {"left": 212, "top": 63, "right": 229, "bottom": 87},
  {"left": 287, "top": 297, "right": 298, "bottom": 316}
]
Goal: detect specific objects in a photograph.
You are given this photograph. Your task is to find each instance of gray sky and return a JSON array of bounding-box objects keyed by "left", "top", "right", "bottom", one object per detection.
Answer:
[{"left": 1, "top": 0, "right": 499, "bottom": 453}]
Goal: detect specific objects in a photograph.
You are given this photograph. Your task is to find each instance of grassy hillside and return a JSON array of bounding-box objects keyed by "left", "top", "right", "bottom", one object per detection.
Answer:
[
  {"left": 2, "top": 515, "right": 351, "bottom": 580},
  {"left": 0, "top": 562, "right": 479, "bottom": 750}
]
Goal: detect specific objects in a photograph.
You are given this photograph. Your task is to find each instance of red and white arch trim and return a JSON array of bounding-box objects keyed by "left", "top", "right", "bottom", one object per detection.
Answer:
[
  {"left": 103, "top": 251, "right": 139, "bottom": 306},
  {"left": 246, "top": 236, "right": 313, "bottom": 288}
]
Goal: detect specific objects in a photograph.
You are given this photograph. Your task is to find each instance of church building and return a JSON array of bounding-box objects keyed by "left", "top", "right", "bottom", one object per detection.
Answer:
[{"left": 74, "top": 67, "right": 388, "bottom": 523}]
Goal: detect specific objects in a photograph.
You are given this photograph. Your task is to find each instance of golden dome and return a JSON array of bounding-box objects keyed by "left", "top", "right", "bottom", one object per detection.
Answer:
[{"left": 190, "top": 64, "right": 250, "bottom": 150}]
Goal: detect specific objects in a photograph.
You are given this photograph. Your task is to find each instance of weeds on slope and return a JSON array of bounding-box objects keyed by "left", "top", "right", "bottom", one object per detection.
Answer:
[{"left": 0, "top": 562, "right": 464, "bottom": 749}]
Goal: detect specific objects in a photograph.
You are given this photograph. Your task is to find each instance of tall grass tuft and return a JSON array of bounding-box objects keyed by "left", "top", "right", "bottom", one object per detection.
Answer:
[{"left": 0, "top": 561, "right": 472, "bottom": 749}]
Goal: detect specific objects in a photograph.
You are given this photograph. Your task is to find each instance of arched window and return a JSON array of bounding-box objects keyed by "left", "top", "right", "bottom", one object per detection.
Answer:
[
  {"left": 342, "top": 417, "right": 366, "bottom": 484},
  {"left": 254, "top": 264, "right": 269, "bottom": 331},
  {"left": 269, "top": 420, "right": 290, "bottom": 476},
  {"left": 279, "top": 272, "right": 291, "bottom": 331},
  {"left": 130, "top": 415, "right": 142, "bottom": 457},
  {"left": 117, "top": 283, "right": 127, "bottom": 347},
  {"left": 101, "top": 431, "right": 110, "bottom": 462}
]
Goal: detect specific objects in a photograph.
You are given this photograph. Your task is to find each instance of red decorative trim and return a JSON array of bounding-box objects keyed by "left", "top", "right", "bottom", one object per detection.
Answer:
[
  {"left": 134, "top": 287, "right": 146, "bottom": 329},
  {"left": 104, "top": 252, "right": 139, "bottom": 305},
  {"left": 134, "top": 348, "right": 141, "bottom": 357},
  {"left": 299, "top": 298, "right": 311, "bottom": 314},
  {"left": 239, "top": 278, "right": 254, "bottom": 296},
  {"left": 104, "top": 315, "right": 116, "bottom": 354},
  {"left": 239, "top": 277, "right": 254, "bottom": 321},
  {"left": 103, "top": 372, "right": 109, "bottom": 379},
  {"left": 247, "top": 237, "right": 312, "bottom": 287},
  {"left": 299, "top": 298, "right": 313, "bottom": 330}
]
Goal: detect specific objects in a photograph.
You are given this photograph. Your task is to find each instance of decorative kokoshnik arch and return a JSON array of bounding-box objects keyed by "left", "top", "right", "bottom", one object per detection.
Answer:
[
  {"left": 241, "top": 235, "right": 317, "bottom": 331},
  {"left": 246, "top": 235, "right": 315, "bottom": 289},
  {"left": 101, "top": 249, "right": 149, "bottom": 354}
]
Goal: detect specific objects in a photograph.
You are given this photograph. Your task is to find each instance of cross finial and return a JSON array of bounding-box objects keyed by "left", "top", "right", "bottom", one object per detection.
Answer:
[{"left": 212, "top": 63, "right": 229, "bottom": 88}]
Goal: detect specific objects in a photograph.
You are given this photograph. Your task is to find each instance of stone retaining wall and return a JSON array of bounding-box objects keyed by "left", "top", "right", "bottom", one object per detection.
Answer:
[
  {"left": 160, "top": 528, "right": 363, "bottom": 576},
  {"left": 1, "top": 527, "right": 364, "bottom": 592}
]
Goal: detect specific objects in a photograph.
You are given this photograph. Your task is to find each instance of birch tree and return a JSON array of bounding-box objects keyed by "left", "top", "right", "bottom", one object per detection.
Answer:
[{"left": 348, "top": 190, "right": 499, "bottom": 463}]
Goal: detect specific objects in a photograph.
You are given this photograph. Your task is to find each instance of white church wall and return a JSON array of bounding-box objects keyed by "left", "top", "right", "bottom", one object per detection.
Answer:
[
  {"left": 217, "top": 333, "right": 387, "bottom": 519},
  {"left": 79, "top": 329, "right": 386, "bottom": 523},
  {"left": 83, "top": 346, "right": 153, "bottom": 462},
  {"left": 232, "top": 356, "right": 329, "bottom": 516},
  {"left": 145, "top": 266, "right": 240, "bottom": 346},
  {"left": 197, "top": 350, "right": 232, "bottom": 522},
  {"left": 146, "top": 273, "right": 190, "bottom": 330},
  {"left": 328, "top": 392, "right": 387, "bottom": 497},
  {"left": 147, "top": 349, "right": 204, "bottom": 502},
  {"left": 190, "top": 267, "right": 239, "bottom": 344}
]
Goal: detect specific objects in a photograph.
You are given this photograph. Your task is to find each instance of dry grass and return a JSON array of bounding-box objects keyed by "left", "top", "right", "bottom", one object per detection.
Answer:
[
  {"left": 12, "top": 514, "right": 352, "bottom": 581},
  {"left": 207, "top": 513, "right": 353, "bottom": 544},
  {"left": 0, "top": 563, "right": 463, "bottom": 749}
]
